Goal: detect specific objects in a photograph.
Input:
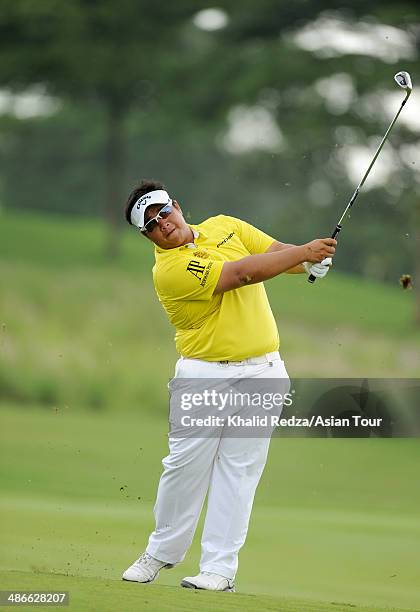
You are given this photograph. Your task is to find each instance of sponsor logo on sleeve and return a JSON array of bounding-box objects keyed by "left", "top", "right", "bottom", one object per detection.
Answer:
[
  {"left": 200, "top": 261, "right": 213, "bottom": 287},
  {"left": 186, "top": 260, "right": 206, "bottom": 280},
  {"left": 186, "top": 260, "right": 214, "bottom": 287}
]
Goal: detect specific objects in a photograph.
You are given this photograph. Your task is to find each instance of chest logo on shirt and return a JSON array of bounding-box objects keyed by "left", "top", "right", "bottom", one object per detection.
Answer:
[
  {"left": 186, "top": 260, "right": 206, "bottom": 280},
  {"left": 193, "top": 250, "right": 210, "bottom": 259},
  {"left": 217, "top": 232, "right": 234, "bottom": 248}
]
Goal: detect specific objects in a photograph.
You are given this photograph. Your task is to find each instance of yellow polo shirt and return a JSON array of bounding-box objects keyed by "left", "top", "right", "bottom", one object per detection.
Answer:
[{"left": 152, "top": 215, "right": 279, "bottom": 361}]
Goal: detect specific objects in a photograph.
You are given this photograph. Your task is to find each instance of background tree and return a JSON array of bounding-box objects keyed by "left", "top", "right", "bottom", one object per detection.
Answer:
[
  {"left": 0, "top": 0, "right": 419, "bottom": 321},
  {"left": 0, "top": 0, "right": 202, "bottom": 256}
]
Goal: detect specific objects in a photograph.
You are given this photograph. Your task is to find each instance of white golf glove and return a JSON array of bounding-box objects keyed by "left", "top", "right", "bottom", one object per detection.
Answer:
[{"left": 303, "top": 257, "right": 332, "bottom": 279}]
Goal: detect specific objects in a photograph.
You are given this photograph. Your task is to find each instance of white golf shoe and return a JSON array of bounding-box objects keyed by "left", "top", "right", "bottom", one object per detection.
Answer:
[
  {"left": 122, "top": 552, "right": 173, "bottom": 583},
  {"left": 181, "top": 571, "right": 235, "bottom": 592}
]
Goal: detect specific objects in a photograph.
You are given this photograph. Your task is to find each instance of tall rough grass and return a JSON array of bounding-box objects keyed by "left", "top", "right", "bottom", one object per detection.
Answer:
[{"left": 1, "top": 211, "right": 419, "bottom": 411}]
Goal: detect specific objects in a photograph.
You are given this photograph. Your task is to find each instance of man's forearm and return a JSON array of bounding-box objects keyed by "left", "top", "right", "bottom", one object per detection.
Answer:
[
  {"left": 236, "top": 246, "right": 307, "bottom": 285},
  {"left": 285, "top": 261, "right": 306, "bottom": 274},
  {"left": 214, "top": 237, "right": 336, "bottom": 294},
  {"left": 265, "top": 240, "right": 305, "bottom": 273}
]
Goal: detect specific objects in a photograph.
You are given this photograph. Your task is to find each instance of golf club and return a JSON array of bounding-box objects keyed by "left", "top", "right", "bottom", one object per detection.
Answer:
[{"left": 308, "top": 70, "right": 413, "bottom": 284}]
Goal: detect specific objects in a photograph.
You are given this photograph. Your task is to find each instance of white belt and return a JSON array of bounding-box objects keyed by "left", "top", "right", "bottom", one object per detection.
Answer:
[{"left": 218, "top": 351, "right": 279, "bottom": 366}]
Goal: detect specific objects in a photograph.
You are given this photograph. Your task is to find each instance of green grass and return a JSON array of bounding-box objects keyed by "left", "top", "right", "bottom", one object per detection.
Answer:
[
  {"left": 0, "top": 571, "right": 404, "bottom": 612},
  {"left": 0, "top": 260, "right": 177, "bottom": 410},
  {"left": 0, "top": 209, "right": 153, "bottom": 271},
  {"left": 1, "top": 209, "right": 419, "bottom": 414},
  {"left": 1, "top": 405, "right": 419, "bottom": 611},
  {"left": 0, "top": 208, "right": 417, "bottom": 337}
]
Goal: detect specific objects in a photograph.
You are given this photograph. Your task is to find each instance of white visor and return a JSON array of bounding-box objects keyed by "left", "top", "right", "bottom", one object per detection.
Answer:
[{"left": 130, "top": 189, "right": 172, "bottom": 229}]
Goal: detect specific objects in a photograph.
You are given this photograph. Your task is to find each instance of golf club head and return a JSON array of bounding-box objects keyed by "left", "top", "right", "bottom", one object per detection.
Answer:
[{"left": 394, "top": 71, "right": 413, "bottom": 92}]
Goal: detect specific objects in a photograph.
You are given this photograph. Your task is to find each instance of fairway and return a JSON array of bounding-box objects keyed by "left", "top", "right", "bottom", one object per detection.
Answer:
[
  {"left": 0, "top": 571, "right": 407, "bottom": 612},
  {"left": 1, "top": 405, "right": 419, "bottom": 611}
]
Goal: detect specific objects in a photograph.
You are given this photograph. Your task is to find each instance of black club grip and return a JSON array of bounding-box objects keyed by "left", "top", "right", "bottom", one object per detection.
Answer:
[{"left": 307, "top": 224, "right": 341, "bottom": 285}]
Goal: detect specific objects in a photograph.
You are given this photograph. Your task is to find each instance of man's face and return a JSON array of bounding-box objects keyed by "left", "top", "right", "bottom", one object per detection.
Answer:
[{"left": 142, "top": 201, "right": 192, "bottom": 249}]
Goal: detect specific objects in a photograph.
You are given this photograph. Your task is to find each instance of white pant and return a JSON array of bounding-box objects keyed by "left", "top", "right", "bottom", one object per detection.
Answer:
[{"left": 146, "top": 352, "right": 289, "bottom": 579}]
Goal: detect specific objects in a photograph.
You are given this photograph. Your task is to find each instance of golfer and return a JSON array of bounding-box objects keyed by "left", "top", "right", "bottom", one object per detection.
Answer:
[{"left": 122, "top": 179, "right": 336, "bottom": 592}]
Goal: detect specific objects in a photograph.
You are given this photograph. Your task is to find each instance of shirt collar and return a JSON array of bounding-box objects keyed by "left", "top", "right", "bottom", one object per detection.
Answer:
[{"left": 154, "top": 225, "right": 207, "bottom": 254}]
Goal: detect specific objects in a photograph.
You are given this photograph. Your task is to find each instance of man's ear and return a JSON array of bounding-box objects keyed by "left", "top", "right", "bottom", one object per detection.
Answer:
[{"left": 173, "top": 200, "right": 182, "bottom": 214}]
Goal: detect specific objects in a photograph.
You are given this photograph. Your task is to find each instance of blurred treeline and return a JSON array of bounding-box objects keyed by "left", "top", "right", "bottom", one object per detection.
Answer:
[{"left": 0, "top": 1, "right": 419, "bottom": 304}]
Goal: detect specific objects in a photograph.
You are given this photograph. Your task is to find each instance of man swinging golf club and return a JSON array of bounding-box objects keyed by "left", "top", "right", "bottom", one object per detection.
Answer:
[{"left": 122, "top": 179, "right": 336, "bottom": 592}]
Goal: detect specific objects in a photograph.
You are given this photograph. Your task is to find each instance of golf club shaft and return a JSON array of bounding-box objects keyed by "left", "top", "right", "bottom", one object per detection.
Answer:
[{"left": 308, "top": 89, "right": 411, "bottom": 284}]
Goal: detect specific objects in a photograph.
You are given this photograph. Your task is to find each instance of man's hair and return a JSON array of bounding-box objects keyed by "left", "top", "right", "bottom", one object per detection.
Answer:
[{"left": 124, "top": 179, "right": 166, "bottom": 225}]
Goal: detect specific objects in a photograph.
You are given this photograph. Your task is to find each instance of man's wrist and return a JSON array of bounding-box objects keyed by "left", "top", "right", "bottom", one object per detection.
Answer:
[
  {"left": 297, "top": 245, "right": 309, "bottom": 264},
  {"left": 303, "top": 261, "right": 311, "bottom": 275}
]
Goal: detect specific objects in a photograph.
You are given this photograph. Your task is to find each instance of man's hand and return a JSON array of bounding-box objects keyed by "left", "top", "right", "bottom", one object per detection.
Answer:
[
  {"left": 303, "top": 257, "right": 332, "bottom": 279},
  {"left": 303, "top": 238, "right": 336, "bottom": 263}
]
